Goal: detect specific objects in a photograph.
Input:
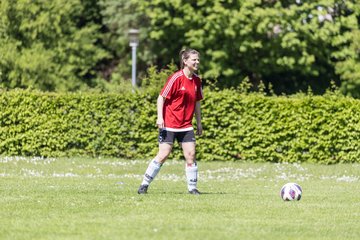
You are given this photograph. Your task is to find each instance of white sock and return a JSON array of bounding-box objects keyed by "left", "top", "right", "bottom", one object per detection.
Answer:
[
  {"left": 186, "top": 162, "right": 198, "bottom": 191},
  {"left": 141, "top": 159, "right": 162, "bottom": 186}
]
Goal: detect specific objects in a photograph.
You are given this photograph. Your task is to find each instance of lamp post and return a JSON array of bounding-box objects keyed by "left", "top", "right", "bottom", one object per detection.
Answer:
[{"left": 128, "top": 29, "right": 139, "bottom": 89}]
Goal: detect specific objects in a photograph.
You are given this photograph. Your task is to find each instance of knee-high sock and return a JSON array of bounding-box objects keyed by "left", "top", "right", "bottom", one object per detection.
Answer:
[
  {"left": 186, "top": 162, "right": 198, "bottom": 191},
  {"left": 141, "top": 159, "right": 162, "bottom": 186}
]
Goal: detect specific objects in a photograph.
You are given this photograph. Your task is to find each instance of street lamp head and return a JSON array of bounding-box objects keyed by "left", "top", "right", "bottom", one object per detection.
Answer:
[{"left": 129, "top": 28, "right": 139, "bottom": 47}]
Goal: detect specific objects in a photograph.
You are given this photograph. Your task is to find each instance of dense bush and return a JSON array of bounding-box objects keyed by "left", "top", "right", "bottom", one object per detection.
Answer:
[
  {"left": 200, "top": 90, "right": 360, "bottom": 164},
  {"left": 0, "top": 89, "right": 158, "bottom": 158},
  {"left": 1, "top": 89, "right": 359, "bottom": 163}
]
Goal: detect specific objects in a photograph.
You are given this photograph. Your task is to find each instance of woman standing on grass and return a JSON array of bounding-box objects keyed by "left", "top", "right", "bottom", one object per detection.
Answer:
[{"left": 137, "top": 48, "right": 203, "bottom": 195}]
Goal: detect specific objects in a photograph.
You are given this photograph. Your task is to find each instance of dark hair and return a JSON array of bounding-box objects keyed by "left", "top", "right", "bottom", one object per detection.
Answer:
[{"left": 179, "top": 48, "right": 200, "bottom": 69}]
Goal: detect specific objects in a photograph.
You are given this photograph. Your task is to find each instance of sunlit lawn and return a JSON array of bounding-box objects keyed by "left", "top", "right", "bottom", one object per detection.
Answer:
[{"left": 0, "top": 156, "right": 359, "bottom": 240}]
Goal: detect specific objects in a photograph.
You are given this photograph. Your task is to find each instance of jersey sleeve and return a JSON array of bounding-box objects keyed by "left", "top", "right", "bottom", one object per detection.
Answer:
[{"left": 160, "top": 72, "right": 179, "bottom": 99}]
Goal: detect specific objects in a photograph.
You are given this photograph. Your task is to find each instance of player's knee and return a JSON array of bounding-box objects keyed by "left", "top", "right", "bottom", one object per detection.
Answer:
[
  {"left": 184, "top": 150, "right": 196, "bottom": 162},
  {"left": 157, "top": 153, "right": 170, "bottom": 163}
]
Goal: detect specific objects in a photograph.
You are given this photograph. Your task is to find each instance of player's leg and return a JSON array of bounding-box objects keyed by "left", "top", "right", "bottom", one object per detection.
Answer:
[
  {"left": 179, "top": 131, "right": 200, "bottom": 194},
  {"left": 138, "top": 130, "right": 174, "bottom": 194}
]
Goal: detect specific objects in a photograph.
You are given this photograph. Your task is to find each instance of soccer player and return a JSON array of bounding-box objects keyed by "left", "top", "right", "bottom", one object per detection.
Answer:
[{"left": 137, "top": 48, "right": 203, "bottom": 195}]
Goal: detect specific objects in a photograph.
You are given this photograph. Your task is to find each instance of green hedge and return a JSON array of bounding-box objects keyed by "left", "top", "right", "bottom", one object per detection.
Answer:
[
  {"left": 1, "top": 89, "right": 359, "bottom": 163},
  {"left": 0, "top": 90, "right": 158, "bottom": 158},
  {"left": 201, "top": 90, "right": 360, "bottom": 164}
]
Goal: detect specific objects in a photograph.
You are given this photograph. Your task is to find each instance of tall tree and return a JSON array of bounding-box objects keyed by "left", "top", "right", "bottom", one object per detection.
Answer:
[
  {"left": 0, "top": 0, "right": 108, "bottom": 91},
  {"left": 102, "top": 0, "right": 359, "bottom": 95}
]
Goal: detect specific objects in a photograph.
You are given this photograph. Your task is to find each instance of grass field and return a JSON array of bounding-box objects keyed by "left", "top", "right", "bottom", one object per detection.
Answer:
[{"left": 0, "top": 156, "right": 359, "bottom": 240}]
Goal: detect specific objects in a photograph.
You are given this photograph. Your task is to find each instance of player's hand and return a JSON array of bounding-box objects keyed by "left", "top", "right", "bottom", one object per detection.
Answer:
[
  {"left": 156, "top": 118, "right": 164, "bottom": 129},
  {"left": 196, "top": 123, "right": 203, "bottom": 136}
]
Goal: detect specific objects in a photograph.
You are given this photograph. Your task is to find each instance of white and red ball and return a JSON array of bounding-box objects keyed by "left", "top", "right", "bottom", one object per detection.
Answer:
[{"left": 280, "top": 183, "right": 302, "bottom": 201}]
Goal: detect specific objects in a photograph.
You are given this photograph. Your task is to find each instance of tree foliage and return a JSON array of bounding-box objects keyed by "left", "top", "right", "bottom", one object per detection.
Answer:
[
  {"left": 99, "top": 0, "right": 153, "bottom": 88},
  {"left": 335, "top": 2, "right": 360, "bottom": 97},
  {"left": 102, "top": 0, "right": 359, "bottom": 95},
  {"left": 0, "top": 0, "right": 359, "bottom": 96},
  {"left": 0, "top": 0, "right": 109, "bottom": 91}
]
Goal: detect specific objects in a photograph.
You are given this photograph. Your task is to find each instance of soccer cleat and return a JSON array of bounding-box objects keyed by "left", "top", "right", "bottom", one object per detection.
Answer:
[
  {"left": 137, "top": 185, "right": 149, "bottom": 194},
  {"left": 188, "top": 189, "right": 201, "bottom": 195}
]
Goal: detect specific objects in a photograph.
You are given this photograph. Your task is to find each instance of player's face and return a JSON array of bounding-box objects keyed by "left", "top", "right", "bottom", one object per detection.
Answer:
[{"left": 185, "top": 54, "right": 200, "bottom": 72}]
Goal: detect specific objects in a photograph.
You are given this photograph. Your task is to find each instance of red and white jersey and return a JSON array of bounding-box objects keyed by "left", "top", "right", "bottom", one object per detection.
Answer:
[{"left": 160, "top": 70, "right": 203, "bottom": 131}]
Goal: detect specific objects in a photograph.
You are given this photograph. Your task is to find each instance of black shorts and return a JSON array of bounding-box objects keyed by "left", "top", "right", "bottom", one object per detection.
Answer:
[{"left": 158, "top": 129, "right": 196, "bottom": 144}]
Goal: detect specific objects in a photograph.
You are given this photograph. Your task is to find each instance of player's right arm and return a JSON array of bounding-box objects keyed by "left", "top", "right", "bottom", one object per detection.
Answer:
[{"left": 156, "top": 95, "right": 165, "bottom": 129}]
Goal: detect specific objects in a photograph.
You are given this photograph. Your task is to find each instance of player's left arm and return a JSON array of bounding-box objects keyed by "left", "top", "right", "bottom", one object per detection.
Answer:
[{"left": 195, "top": 101, "right": 202, "bottom": 136}]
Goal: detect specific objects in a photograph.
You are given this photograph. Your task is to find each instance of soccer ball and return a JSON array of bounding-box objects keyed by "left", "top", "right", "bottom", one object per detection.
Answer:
[{"left": 280, "top": 183, "right": 302, "bottom": 201}]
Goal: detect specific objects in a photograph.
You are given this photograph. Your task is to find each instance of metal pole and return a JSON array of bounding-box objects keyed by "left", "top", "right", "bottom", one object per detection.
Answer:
[{"left": 131, "top": 44, "right": 137, "bottom": 88}]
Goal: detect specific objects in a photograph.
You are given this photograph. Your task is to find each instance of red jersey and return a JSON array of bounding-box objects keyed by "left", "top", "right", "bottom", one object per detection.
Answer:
[{"left": 160, "top": 70, "right": 203, "bottom": 131}]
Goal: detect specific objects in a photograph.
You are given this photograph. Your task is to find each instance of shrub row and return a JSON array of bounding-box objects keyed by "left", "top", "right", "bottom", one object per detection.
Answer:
[
  {"left": 201, "top": 90, "right": 360, "bottom": 164},
  {"left": 1, "top": 89, "right": 359, "bottom": 163},
  {"left": 0, "top": 90, "right": 157, "bottom": 159}
]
